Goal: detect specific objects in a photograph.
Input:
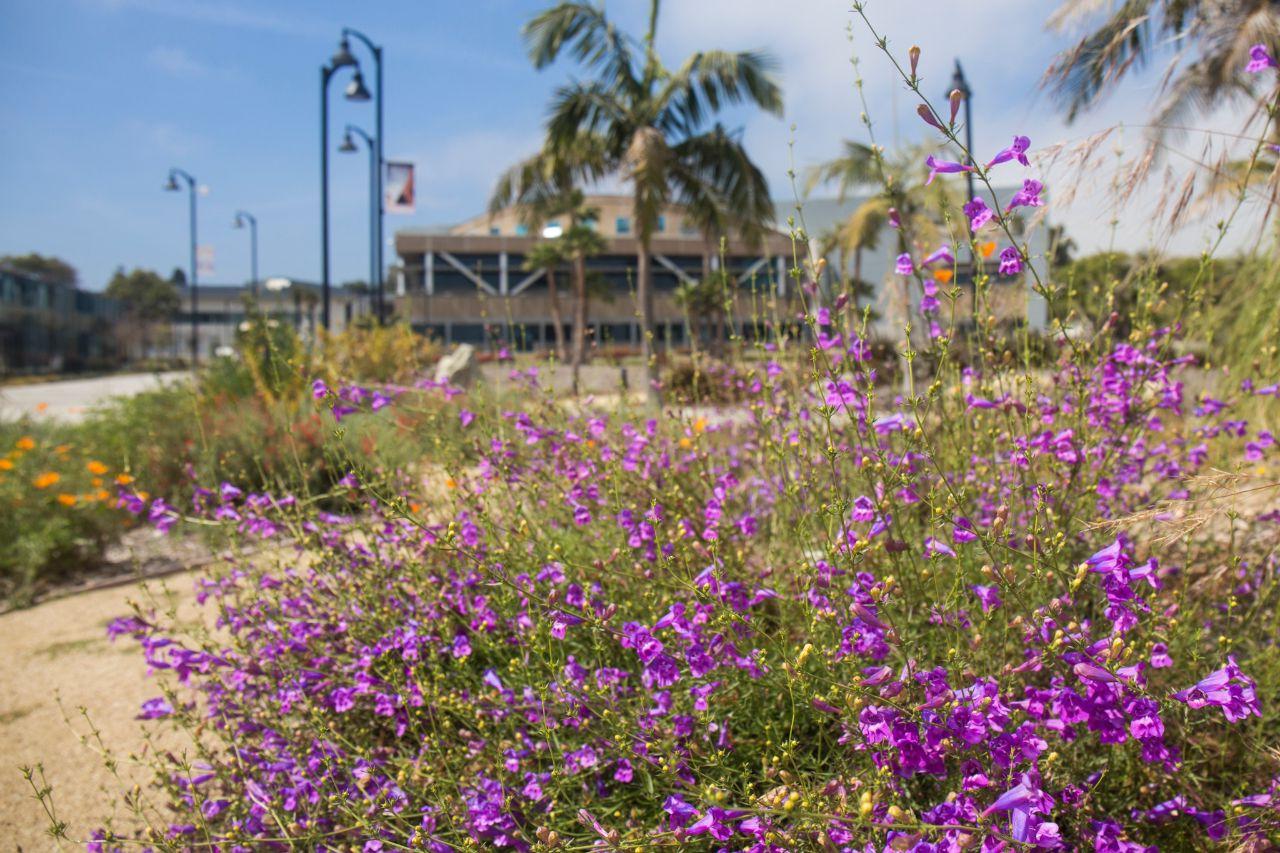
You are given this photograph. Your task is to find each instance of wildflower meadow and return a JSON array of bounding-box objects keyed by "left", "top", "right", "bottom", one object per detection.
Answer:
[{"left": 12, "top": 6, "right": 1280, "bottom": 853}]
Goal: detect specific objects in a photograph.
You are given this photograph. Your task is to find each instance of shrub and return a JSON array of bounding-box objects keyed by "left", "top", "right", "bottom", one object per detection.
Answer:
[{"left": 0, "top": 424, "right": 131, "bottom": 606}]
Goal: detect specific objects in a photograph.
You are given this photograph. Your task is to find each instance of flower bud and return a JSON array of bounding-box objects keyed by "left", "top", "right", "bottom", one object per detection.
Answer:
[
  {"left": 908, "top": 45, "right": 921, "bottom": 78},
  {"left": 949, "top": 88, "right": 963, "bottom": 124}
]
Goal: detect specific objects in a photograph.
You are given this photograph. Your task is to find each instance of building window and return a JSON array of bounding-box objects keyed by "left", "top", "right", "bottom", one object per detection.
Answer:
[
  {"left": 656, "top": 215, "right": 666, "bottom": 232},
  {"left": 680, "top": 222, "right": 698, "bottom": 236},
  {"left": 616, "top": 217, "right": 631, "bottom": 234},
  {"left": 489, "top": 226, "right": 500, "bottom": 236},
  {"left": 515, "top": 224, "right": 529, "bottom": 236}
]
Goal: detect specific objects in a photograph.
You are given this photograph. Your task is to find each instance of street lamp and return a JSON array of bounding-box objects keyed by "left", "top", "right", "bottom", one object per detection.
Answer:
[
  {"left": 320, "top": 58, "right": 355, "bottom": 333},
  {"left": 949, "top": 61, "right": 976, "bottom": 203},
  {"left": 233, "top": 210, "right": 259, "bottom": 297},
  {"left": 949, "top": 60, "right": 978, "bottom": 326},
  {"left": 339, "top": 125, "right": 378, "bottom": 304},
  {"left": 338, "top": 28, "right": 384, "bottom": 324},
  {"left": 165, "top": 167, "right": 199, "bottom": 365}
]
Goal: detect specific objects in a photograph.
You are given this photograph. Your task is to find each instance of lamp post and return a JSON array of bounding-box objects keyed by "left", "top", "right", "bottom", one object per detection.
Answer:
[
  {"left": 322, "top": 37, "right": 372, "bottom": 333},
  {"left": 164, "top": 167, "right": 199, "bottom": 365},
  {"left": 949, "top": 61, "right": 975, "bottom": 203},
  {"left": 339, "top": 125, "right": 377, "bottom": 305},
  {"left": 233, "top": 210, "right": 258, "bottom": 297},
  {"left": 336, "top": 29, "right": 383, "bottom": 324},
  {"left": 949, "top": 60, "right": 978, "bottom": 325}
]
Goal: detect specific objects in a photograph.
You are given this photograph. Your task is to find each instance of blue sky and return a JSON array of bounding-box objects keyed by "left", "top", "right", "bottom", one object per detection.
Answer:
[{"left": 0, "top": 0, "right": 1262, "bottom": 290}]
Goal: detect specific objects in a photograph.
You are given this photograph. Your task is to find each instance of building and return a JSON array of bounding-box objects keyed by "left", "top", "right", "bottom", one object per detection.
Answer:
[
  {"left": 392, "top": 195, "right": 796, "bottom": 352},
  {"left": 0, "top": 264, "right": 122, "bottom": 375},
  {"left": 170, "top": 279, "right": 371, "bottom": 359},
  {"left": 392, "top": 191, "right": 1048, "bottom": 353}
]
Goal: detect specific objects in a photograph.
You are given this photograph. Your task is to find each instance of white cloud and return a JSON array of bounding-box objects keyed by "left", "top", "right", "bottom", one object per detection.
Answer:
[
  {"left": 649, "top": 0, "right": 1267, "bottom": 255},
  {"left": 147, "top": 46, "right": 212, "bottom": 77}
]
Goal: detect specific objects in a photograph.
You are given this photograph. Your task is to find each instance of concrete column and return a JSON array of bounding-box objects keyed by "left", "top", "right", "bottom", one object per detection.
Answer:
[
  {"left": 425, "top": 251, "right": 435, "bottom": 296},
  {"left": 776, "top": 256, "right": 786, "bottom": 296},
  {"left": 500, "top": 251, "right": 509, "bottom": 296}
]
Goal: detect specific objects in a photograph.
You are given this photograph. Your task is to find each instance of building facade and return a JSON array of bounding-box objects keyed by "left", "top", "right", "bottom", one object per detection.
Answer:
[
  {"left": 0, "top": 264, "right": 122, "bottom": 375},
  {"left": 392, "top": 195, "right": 797, "bottom": 352},
  {"left": 171, "top": 279, "right": 371, "bottom": 359},
  {"left": 393, "top": 192, "right": 1048, "bottom": 354}
]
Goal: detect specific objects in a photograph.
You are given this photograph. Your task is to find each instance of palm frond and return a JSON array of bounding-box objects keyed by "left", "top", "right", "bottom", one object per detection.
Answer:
[
  {"left": 523, "top": 2, "right": 641, "bottom": 96},
  {"left": 658, "top": 50, "right": 783, "bottom": 136},
  {"left": 805, "top": 140, "right": 880, "bottom": 200},
  {"left": 670, "top": 124, "right": 773, "bottom": 247}
]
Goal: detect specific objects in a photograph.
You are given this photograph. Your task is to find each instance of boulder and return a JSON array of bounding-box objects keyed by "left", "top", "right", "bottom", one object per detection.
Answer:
[{"left": 434, "top": 343, "right": 477, "bottom": 387}]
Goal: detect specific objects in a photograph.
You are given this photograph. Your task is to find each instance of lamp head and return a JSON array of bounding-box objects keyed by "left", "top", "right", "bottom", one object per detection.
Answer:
[
  {"left": 345, "top": 70, "right": 372, "bottom": 102},
  {"left": 331, "top": 37, "right": 358, "bottom": 69},
  {"left": 338, "top": 131, "right": 358, "bottom": 153},
  {"left": 164, "top": 174, "right": 180, "bottom": 192}
]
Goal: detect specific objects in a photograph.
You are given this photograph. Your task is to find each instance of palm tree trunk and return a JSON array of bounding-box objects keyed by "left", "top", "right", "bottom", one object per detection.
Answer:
[
  {"left": 571, "top": 255, "right": 588, "bottom": 393},
  {"left": 853, "top": 248, "right": 863, "bottom": 305},
  {"left": 547, "top": 266, "right": 566, "bottom": 361},
  {"left": 637, "top": 237, "right": 657, "bottom": 405}
]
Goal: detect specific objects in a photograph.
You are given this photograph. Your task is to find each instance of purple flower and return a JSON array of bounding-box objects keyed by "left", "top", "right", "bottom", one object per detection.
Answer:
[
  {"left": 311, "top": 379, "right": 330, "bottom": 399},
  {"left": 987, "top": 135, "right": 1031, "bottom": 168},
  {"left": 137, "top": 697, "right": 173, "bottom": 719},
  {"left": 963, "top": 197, "right": 994, "bottom": 231},
  {"left": 970, "top": 584, "right": 1002, "bottom": 613},
  {"left": 895, "top": 253, "right": 915, "bottom": 276},
  {"left": 1173, "top": 657, "right": 1261, "bottom": 722},
  {"left": 1074, "top": 662, "right": 1119, "bottom": 683},
  {"left": 922, "top": 244, "right": 954, "bottom": 267},
  {"left": 1006, "top": 178, "right": 1044, "bottom": 212},
  {"left": 460, "top": 409, "right": 475, "bottom": 428},
  {"left": 925, "top": 154, "right": 972, "bottom": 185},
  {"left": 999, "top": 247, "right": 1024, "bottom": 276},
  {"left": 663, "top": 795, "right": 698, "bottom": 828},
  {"left": 1246, "top": 43, "right": 1278, "bottom": 73},
  {"left": 888, "top": 207, "right": 901, "bottom": 229},
  {"left": 918, "top": 104, "right": 946, "bottom": 131}
]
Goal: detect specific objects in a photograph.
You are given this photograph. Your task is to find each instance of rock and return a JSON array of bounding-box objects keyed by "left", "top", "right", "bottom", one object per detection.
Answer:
[{"left": 434, "top": 343, "right": 477, "bottom": 387}]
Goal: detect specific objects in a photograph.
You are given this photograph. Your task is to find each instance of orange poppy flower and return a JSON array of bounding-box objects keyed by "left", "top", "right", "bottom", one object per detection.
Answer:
[
  {"left": 33, "top": 471, "right": 60, "bottom": 489},
  {"left": 0, "top": 458, "right": 12, "bottom": 471},
  {"left": 57, "top": 494, "right": 77, "bottom": 506},
  {"left": 115, "top": 473, "right": 134, "bottom": 485},
  {"left": 933, "top": 269, "right": 954, "bottom": 284},
  {"left": 87, "top": 460, "right": 108, "bottom": 475},
  {"left": 980, "top": 241, "right": 997, "bottom": 259},
  {"left": 15, "top": 437, "right": 35, "bottom": 451}
]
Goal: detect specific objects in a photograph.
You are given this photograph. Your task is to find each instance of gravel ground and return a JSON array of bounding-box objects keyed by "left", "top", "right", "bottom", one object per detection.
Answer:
[{"left": 0, "top": 571, "right": 198, "bottom": 850}]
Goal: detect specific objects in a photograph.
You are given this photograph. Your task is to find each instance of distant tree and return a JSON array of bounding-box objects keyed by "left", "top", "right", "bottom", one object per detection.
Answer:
[
  {"left": 169, "top": 267, "right": 187, "bottom": 286},
  {"left": 1044, "top": 0, "right": 1279, "bottom": 134},
  {"left": 106, "top": 267, "right": 180, "bottom": 358},
  {"left": 107, "top": 267, "right": 180, "bottom": 321},
  {"left": 0, "top": 253, "right": 77, "bottom": 286},
  {"left": 341, "top": 280, "right": 372, "bottom": 294}
]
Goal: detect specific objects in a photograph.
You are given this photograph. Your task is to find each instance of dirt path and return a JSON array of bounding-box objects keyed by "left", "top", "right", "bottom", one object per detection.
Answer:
[{"left": 0, "top": 571, "right": 198, "bottom": 851}]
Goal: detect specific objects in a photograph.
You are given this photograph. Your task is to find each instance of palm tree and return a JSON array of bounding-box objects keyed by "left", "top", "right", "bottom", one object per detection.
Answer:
[
  {"left": 524, "top": 0, "right": 783, "bottom": 402},
  {"left": 523, "top": 241, "right": 569, "bottom": 360},
  {"left": 807, "top": 142, "right": 952, "bottom": 332},
  {"left": 1044, "top": 1, "right": 1279, "bottom": 132}
]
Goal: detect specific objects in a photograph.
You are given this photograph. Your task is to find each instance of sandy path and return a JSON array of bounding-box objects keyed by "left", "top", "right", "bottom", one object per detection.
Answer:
[{"left": 0, "top": 572, "right": 199, "bottom": 851}]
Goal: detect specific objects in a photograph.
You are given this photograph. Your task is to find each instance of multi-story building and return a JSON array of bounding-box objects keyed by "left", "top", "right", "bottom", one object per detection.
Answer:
[
  {"left": 392, "top": 195, "right": 797, "bottom": 352},
  {"left": 0, "top": 264, "right": 122, "bottom": 374},
  {"left": 170, "top": 279, "right": 371, "bottom": 359},
  {"left": 392, "top": 192, "right": 1048, "bottom": 353}
]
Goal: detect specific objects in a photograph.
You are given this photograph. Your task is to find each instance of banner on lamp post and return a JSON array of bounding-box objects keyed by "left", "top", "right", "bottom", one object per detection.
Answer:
[
  {"left": 197, "top": 245, "right": 215, "bottom": 277},
  {"left": 385, "top": 161, "right": 415, "bottom": 214}
]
